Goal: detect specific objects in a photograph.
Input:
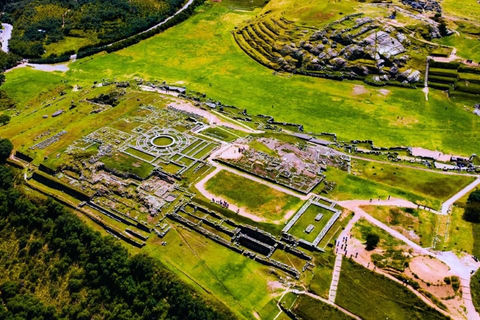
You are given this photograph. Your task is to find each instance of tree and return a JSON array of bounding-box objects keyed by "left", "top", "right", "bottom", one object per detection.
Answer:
[
  {"left": 0, "top": 165, "right": 13, "bottom": 189},
  {"left": 468, "top": 190, "right": 480, "bottom": 204},
  {"left": 0, "top": 138, "right": 13, "bottom": 162},
  {"left": 464, "top": 190, "right": 480, "bottom": 223},
  {"left": 365, "top": 233, "right": 380, "bottom": 251},
  {"left": 0, "top": 114, "right": 10, "bottom": 125}
]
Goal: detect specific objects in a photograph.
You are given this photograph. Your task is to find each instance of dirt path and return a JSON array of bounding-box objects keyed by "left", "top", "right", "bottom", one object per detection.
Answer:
[
  {"left": 6, "top": 62, "right": 70, "bottom": 73},
  {"left": 441, "top": 178, "right": 480, "bottom": 215},
  {"left": 337, "top": 199, "right": 480, "bottom": 319},
  {"left": 1, "top": 23, "right": 12, "bottom": 53}
]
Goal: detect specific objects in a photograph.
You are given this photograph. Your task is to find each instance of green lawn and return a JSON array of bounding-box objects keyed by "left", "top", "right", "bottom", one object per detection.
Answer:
[
  {"left": 336, "top": 258, "right": 448, "bottom": 320},
  {"left": 100, "top": 151, "right": 154, "bottom": 179},
  {"left": 323, "top": 165, "right": 470, "bottom": 209},
  {"left": 325, "top": 166, "right": 428, "bottom": 204},
  {"left": 435, "top": 34, "right": 480, "bottom": 62},
  {"left": 288, "top": 204, "right": 334, "bottom": 242},
  {"left": 205, "top": 170, "right": 302, "bottom": 221},
  {"left": 3, "top": 0, "right": 480, "bottom": 156}
]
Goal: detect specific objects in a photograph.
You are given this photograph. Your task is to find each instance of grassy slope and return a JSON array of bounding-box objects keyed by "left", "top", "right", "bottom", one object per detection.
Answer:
[
  {"left": 292, "top": 295, "right": 352, "bottom": 320},
  {"left": 336, "top": 258, "right": 448, "bottom": 320},
  {"left": 435, "top": 34, "right": 480, "bottom": 62},
  {"left": 323, "top": 161, "right": 474, "bottom": 209},
  {"left": 143, "top": 225, "right": 282, "bottom": 320},
  {"left": 205, "top": 170, "right": 302, "bottom": 220},
  {"left": 260, "top": 0, "right": 356, "bottom": 26},
  {"left": 2, "top": 0, "right": 480, "bottom": 155},
  {"left": 442, "top": 0, "right": 480, "bottom": 21}
]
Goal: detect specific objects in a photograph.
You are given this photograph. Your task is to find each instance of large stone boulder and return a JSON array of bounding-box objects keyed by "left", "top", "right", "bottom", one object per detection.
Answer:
[
  {"left": 364, "top": 31, "right": 406, "bottom": 59},
  {"left": 331, "top": 57, "right": 347, "bottom": 70},
  {"left": 342, "top": 44, "right": 366, "bottom": 60}
]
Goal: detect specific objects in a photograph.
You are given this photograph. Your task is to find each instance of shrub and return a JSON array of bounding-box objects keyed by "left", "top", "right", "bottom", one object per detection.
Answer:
[{"left": 365, "top": 233, "right": 380, "bottom": 251}]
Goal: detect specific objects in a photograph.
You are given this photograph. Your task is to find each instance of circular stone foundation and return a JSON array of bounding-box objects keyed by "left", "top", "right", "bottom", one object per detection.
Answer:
[{"left": 151, "top": 135, "right": 175, "bottom": 148}]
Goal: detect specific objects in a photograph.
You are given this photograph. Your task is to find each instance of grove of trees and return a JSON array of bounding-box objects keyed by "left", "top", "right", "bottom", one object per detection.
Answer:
[
  {"left": 0, "top": 138, "right": 13, "bottom": 162},
  {"left": 0, "top": 163, "right": 233, "bottom": 319},
  {"left": 2, "top": 0, "right": 186, "bottom": 58}
]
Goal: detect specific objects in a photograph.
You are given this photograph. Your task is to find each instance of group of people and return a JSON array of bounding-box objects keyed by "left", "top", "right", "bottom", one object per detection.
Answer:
[{"left": 211, "top": 198, "right": 230, "bottom": 209}]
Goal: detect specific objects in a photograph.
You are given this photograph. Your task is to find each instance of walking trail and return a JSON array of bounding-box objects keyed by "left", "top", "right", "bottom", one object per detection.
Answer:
[
  {"left": 194, "top": 142, "right": 308, "bottom": 224},
  {"left": 335, "top": 197, "right": 480, "bottom": 320}
]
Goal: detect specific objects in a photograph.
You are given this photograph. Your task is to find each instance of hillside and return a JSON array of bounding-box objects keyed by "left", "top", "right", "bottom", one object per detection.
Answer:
[
  {"left": 0, "top": 165, "right": 232, "bottom": 320},
  {"left": 1, "top": 0, "right": 186, "bottom": 57},
  {"left": 233, "top": 0, "right": 454, "bottom": 85}
]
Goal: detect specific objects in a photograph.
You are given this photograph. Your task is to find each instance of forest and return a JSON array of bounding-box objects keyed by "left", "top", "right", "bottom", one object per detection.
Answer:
[
  {"left": 0, "top": 162, "right": 233, "bottom": 320},
  {"left": 1, "top": 0, "right": 186, "bottom": 57}
]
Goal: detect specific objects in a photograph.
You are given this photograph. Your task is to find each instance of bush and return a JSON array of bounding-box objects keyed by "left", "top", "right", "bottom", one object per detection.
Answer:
[
  {"left": 365, "top": 233, "right": 380, "bottom": 251},
  {"left": 0, "top": 114, "right": 10, "bottom": 125},
  {"left": 468, "top": 190, "right": 480, "bottom": 204},
  {"left": 464, "top": 190, "right": 480, "bottom": 223}
]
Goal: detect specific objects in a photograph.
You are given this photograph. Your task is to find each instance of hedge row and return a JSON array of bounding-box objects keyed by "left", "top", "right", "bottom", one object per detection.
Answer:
[{"left": 429, "top": 60, "right": 460, "bottom": 69}]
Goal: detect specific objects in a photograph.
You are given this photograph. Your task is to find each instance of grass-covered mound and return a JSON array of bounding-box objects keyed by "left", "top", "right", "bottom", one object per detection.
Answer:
[
  {"left": 2, "top": 0, "right": 185, "bottom": 58},
  {"left": 0, "top": 165, "right": 232, "bottom": 319}
]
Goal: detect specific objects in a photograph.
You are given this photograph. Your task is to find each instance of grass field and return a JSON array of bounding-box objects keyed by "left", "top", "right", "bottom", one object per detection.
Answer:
[
  {"left": 2, "top": 0, "right": 480, "bottom": 156},
  {"left": 361, "top": 206, "right": 438, "bottom": 247},
  {"left": 324, "top": 166, "right": 430, "bottom": 204},
  {"left": 443, "top": 0, "right": 480, "bottom": 21},
  {"left": 292, "top": 295, "right": 352, "bottom": 320},
  {"left": 435, "top": 34, "right": 480, "bottom": 63},
  {"left": 205, "top": 170, "right": 302, "bottom": 220},
  {"left": 336, "top": 258, "right": 448, "bottom": 320},
  {"left": 353, "top": 159, "right": 475, "bottom": 206},
  {"left": 288, "top": 204, "right": 334, "bottom": 242},
  {"left": 100, "top": 151, "right": 154, "bottom": 179},
  {"left": 143, "top": 224, "right": 283, "bottom": 320}
]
